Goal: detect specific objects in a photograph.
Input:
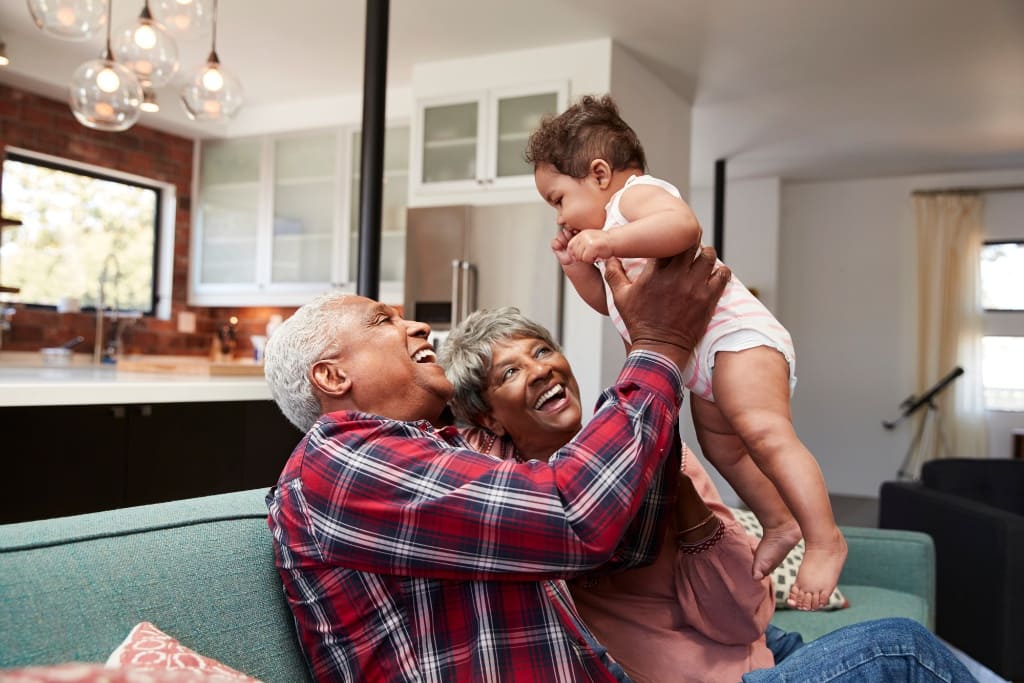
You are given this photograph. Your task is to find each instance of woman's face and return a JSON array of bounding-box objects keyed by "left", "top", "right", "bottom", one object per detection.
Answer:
[{"left": 480, "top": 335, "right": 583, "bottom": 461}]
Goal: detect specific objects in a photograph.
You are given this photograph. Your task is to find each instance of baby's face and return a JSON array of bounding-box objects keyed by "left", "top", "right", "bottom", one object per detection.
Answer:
[{"left": 534, "top": 163, "right": 608, "bottom": 233}]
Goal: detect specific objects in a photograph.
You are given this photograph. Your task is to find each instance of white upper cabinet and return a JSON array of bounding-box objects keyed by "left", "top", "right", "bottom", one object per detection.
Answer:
[
  {"left": 191, "top": 126, "right": 409, "bottom": 307},
  {"left": 409, "top": 82, "right": 567, "bottom": 206}
]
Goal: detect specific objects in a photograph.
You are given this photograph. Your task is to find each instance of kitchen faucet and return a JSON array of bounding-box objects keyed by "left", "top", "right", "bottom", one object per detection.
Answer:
[
  {"left": 0, "top": 306, "right": 14, "bottom": 351},
  {"left": 94, "top": 253, "right": 120, "bottom": 364}
]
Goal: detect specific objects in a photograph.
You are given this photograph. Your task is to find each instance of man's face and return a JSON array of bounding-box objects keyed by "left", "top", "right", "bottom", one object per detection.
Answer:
[
  {"left": 324, "top": 297, "right": 453, "bottom": 422},
  {"left": 534, "top": 163, "right": 608, "bottom": 234},
  {"left": 481, "top": 335, "right": 583, "bottom": 461}
]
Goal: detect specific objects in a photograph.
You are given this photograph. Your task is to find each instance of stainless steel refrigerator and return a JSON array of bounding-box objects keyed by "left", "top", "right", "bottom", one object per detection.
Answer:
[{"left": 404, "top": 204, "right": 563, "bottom": 348}]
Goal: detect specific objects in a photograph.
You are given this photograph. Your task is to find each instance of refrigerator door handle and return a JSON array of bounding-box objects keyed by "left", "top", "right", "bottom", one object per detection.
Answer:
[
  {"left": 460, "top": 261, "right": 477, "bottom": 325},
  {"left": 450, "top": 259, "right": 463, "bottom": 329}
]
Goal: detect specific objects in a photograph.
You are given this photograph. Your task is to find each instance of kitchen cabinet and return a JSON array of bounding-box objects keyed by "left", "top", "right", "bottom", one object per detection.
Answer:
[
  {"left": 0, "top": 400, "right": 301, "bottom": 524},
  {"left": 409, "top": 82, "right": 567, "bottom": 206},
  {"left": 191, "top": 125, "right": 409, "bottom": 307}
]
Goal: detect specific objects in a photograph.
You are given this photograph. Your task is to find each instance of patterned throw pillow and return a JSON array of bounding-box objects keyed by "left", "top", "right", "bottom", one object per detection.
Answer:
[
  {"left": 728, "top": 507, "right": 850, "bottom": 611},
  {"left": 105, "top": 622, "right": 261, "bottom": 682}
]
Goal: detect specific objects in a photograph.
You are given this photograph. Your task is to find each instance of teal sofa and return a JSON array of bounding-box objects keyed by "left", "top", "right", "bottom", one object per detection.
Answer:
[{"left": 0, "top": 489, "right": 934, "bottom": 680}]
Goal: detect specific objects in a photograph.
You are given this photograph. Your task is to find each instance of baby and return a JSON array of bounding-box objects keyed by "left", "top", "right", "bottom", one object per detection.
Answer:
[{"left": 525, "top": 94, "right": 847, "bottom": 610}]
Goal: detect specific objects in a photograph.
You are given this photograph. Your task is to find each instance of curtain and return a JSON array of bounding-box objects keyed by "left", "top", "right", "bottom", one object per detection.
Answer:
[{"left": 912, "top": 193, "right": 987, "bottom": 470}]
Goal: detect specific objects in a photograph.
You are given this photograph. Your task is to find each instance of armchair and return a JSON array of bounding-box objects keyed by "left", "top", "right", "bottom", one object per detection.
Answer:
[{"left": 879, "top": 458, "right": 1024, "bottom": 681}]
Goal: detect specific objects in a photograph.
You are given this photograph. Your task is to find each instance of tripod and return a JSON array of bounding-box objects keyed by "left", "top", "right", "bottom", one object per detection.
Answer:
[{"left": 883, "top": 366, "right": 964, "bottom": 480}]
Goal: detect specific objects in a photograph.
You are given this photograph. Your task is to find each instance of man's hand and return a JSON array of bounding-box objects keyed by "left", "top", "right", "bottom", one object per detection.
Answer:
[
  {"left": 604, "top": 246, "right": 730, "bottom": 370},
  {"left": 567, "top": 230, "right": 614, "bottom": 263},
  {"left": 550, "top": 228, "right": 576, "bottom": 267}
]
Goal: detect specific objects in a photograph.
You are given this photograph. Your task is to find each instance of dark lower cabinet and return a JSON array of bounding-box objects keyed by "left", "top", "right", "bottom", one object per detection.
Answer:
[{"left": 0, "top": 400, "right": 302, "bottom": 524}]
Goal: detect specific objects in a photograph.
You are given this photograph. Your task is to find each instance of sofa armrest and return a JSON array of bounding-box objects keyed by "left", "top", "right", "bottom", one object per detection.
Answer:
[
  {"left": 879, "top": 480, "right": 1024, "bottom": 679},
  {"left": 837, "top": 525, "right": 935, "bottom": 627}
]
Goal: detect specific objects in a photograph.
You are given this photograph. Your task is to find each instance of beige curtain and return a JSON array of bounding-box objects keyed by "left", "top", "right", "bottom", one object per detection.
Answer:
[{"left": 912, "top": 193, "right": 987, "bottom": 469}]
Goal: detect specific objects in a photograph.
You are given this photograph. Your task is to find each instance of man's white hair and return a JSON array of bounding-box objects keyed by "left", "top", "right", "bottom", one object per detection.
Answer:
[{"left": 264, "top": 291, "right": 351, "bottom": 432}]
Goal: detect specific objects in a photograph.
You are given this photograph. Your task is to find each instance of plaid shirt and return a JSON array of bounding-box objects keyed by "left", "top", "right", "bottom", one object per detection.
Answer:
[{"left": 266, "top": 351, "right": 684, "bottom": 682}]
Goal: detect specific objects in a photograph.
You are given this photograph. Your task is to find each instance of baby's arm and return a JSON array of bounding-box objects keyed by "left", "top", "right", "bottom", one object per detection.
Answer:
[
  {"left": 568, "top": 183, "right": 702, "bottom": 263},
  {"left": 552, "top": 228, "right": 609, "bottom": 315}
]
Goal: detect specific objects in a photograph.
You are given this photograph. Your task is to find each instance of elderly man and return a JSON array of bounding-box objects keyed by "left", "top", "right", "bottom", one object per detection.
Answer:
[{"left": 263, "top": 247, "right": 729, "bottom": 682}]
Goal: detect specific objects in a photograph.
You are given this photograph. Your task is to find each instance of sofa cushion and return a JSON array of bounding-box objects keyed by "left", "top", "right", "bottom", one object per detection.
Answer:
[
  {"left": 0, "top": 489, "right": 310, "bottom": 683},
  {"left": 770, "top": 585, "right": 930, "bottom": 643},
  {"left": 921, "top": 458, "right": 1024, "bottom": 515}
]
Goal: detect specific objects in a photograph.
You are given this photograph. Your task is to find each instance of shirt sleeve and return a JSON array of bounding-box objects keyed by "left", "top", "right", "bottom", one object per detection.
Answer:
[{"left": 290, "top": 350, "right": 684, "bottom": 582}]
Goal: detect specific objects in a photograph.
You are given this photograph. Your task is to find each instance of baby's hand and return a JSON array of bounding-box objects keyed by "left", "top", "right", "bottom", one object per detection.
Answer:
[
  {"left": 551, "top": 228, "right": 577, "bottom": 266},
  {"left": 568, "top": 230, "right": 614, "bottom": 263}
]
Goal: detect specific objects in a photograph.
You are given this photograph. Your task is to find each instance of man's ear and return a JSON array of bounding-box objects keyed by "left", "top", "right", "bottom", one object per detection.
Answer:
[
  {"left": 310, "top": 359, "right": 352, "bottom": 399},
  {"left": 589, "top": 158, "right": 612, "bottom": 189},
  {"left": 477, "top": 411, "right": 507, "bottom": 437}
]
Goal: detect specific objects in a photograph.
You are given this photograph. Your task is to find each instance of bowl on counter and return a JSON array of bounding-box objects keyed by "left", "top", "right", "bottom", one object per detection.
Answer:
[{"left": 40, "top": 347, "right": 73, "bottom": 366}]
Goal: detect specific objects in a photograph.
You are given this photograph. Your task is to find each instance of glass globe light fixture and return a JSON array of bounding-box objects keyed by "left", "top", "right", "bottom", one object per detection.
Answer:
[
  {"left": 150, "top": 0, "right": 211, "bottom": 38},
  {"left": 68, "top": 1, "right": 142, "bottom": 131},
  {"left": 113, "top": 1, "right": 179, "bottom": 87},
  {"left": 180, "top": 51, "right": 242, "bottom": 121},
  {"left": 28, "top": 0, "right": 108, "bottom": 41},
  {"left": 179, "top": 0, "right": 241, "bottom": 121},
  {"left": 0, "top": 39, "right": 9, "bottom": 67}
]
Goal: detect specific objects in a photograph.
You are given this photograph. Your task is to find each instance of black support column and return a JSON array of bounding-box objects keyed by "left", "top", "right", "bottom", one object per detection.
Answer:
[
  {"left": 356, "top": 0, "right": 389, "bottom": 300},
  {"left": 713, "top": 158, "right": 726, "bottom": 261}
]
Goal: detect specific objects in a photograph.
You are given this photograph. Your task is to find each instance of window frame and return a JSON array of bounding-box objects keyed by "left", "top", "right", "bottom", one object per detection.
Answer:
[
  {"left": 980, "top": 238, "right": 1024, "bottom": 412},
  {"left": 2, "top": 146, "right": 176, "bottom": 320}
]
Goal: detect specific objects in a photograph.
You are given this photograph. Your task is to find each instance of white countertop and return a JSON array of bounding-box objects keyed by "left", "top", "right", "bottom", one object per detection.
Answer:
[{"left": 0, "top": 353, "right": 273, "bottom": 407}]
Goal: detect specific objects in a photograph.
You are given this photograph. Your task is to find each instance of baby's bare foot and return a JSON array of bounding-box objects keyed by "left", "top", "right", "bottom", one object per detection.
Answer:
[
  {"left": 752, "top": 518, "right": 802, "bottom": 580},
  {"left": 786, "top": 528, "right": 848, "bottom": 611}
]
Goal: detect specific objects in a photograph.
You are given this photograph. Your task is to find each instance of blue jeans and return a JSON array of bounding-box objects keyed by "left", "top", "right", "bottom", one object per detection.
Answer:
[{"left": 743, "top": 618, "right": 978, "bottom": 683}]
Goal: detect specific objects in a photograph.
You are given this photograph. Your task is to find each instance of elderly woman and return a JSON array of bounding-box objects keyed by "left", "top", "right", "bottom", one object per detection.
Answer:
[
  {"left": 439, "top": 307, "right": 977, "bottom": 683},
  {"left": 440, "top": 306, "right": 778, "bottom": 683}
]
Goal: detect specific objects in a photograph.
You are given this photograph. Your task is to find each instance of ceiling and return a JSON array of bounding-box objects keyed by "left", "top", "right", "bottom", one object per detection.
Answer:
[{"left": 1, "top": 0, "right": 1022, "bottom": 188}]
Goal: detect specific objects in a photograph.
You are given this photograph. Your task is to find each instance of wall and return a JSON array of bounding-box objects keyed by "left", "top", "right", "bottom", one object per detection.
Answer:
[
  {"left": 0, "top": 84, "right": 295, "bottom": 357},
  {"left": 776, "top": 169, "right": 1024, "bottom": 497}
]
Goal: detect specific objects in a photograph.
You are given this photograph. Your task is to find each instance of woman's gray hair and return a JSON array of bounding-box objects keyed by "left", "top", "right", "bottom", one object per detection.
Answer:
[
  {"left": 264, "top": 291, "right": 350, "bottom": 432},
  {"left": 439, "top": 307, "right": 560, "bottom": 424}
]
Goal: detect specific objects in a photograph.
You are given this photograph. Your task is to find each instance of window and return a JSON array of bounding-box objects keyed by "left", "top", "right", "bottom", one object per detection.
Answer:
[
  {"left": 981, "top": 241, "right": 1024, "bottom": 411},
  {"left": 0, "top": 149, "right": 173, "bottom": 317}
]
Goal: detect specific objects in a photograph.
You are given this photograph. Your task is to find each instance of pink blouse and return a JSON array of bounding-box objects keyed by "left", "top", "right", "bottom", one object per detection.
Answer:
[{"left": 463, "top": 426, "right": 775, "bottom": 683}]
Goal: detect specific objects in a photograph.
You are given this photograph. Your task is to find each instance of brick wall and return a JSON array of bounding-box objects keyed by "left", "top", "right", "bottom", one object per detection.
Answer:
[{"left": 0, "top": 84, "right": 296, "bottom": 358}]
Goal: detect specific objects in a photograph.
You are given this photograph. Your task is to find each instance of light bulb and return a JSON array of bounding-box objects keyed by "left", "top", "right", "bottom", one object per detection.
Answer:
[
  {"left": 201, "top": 66, "right": 223, "bottom": 91},
  {"left": 133, "top": 23, "right": 157, "bottom": 49},
  {"left": 56, "top": 7, "right": 76, "bottom": 26},
  {"left": 96, "top": 67, "right": 121, "bottom": 93}
]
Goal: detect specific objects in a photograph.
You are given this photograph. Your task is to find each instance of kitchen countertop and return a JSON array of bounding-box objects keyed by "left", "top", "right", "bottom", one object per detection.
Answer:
[{"left": 0, "top": 352, "right": 272, "bottom": 407}]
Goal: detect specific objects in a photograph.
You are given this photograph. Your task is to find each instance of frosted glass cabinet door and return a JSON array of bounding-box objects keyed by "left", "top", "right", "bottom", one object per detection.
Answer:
[
  {"left": 421, "top": 101, "right": 479, "bottom": 184},
  {"left": 198, "top": 139, "right": 261, "bottom": 284},
  {"left": 349, "top": 126, "right": 409, "bottom": 284},
  {"left": 495, "top": 92, "right": 558, "bottom": 178},
  {"left": 271, "top": 132, "right": 339, "bottom": 284}
]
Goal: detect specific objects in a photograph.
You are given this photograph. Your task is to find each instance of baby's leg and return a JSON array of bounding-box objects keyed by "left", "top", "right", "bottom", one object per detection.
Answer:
[
  {"left": 712, "top": 346, "right": 847, "bottom": 611},
  {"left": 690, "top": 395, "right": 800, "bottom": 578}
]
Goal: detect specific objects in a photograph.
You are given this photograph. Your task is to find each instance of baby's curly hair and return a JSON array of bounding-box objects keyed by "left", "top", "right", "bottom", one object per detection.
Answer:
[{"left": 525, "top": 94, "right": 646, "bottom": 179}]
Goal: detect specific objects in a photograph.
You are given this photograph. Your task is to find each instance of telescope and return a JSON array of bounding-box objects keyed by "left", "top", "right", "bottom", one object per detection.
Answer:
[{"left": 883, "top": 366, "right": 964, "bottom": 430}]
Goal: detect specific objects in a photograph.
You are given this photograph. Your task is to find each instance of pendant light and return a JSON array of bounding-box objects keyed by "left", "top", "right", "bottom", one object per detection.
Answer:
[
  {"left": 68, "top": 0, "right": 143, "bottom": 131},
  {"left": 150, "top": 0, "right": 210, "bottom": 38},
  {"left": 180, "top": 0, "right": 241, "bottom": 121},
  {"left": 113, "top": 0, "right": 179, "bottom": 88},
  {"left": 27, "top": 0, "right": 108, "bottom": 41},
  {"left": 0, "top": 38, "right": 9, "bottom": 67}
]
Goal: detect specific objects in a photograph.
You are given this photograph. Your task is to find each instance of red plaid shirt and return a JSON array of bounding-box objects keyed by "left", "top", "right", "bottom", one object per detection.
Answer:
[{"left": 266, "top": 351, "right": 683, "bottom": 682}]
